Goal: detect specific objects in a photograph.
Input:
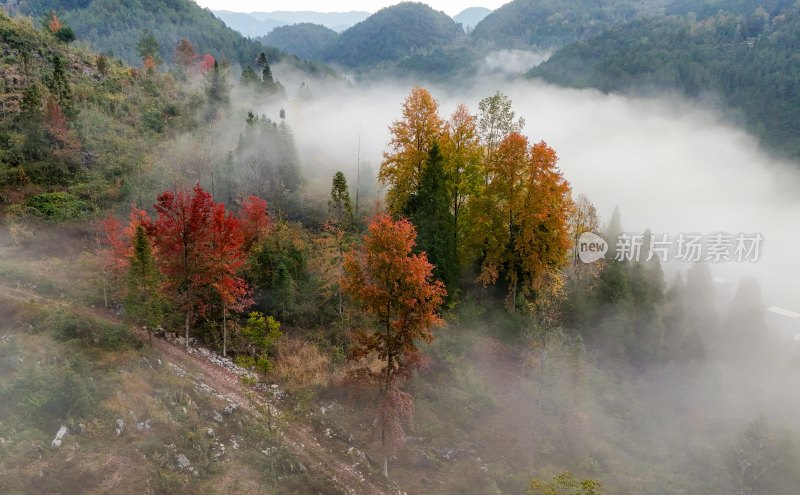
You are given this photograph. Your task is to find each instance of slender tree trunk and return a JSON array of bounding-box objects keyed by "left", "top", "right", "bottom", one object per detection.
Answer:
[
  {"left": 381, "top": 410, "right": 389, "bottom": 478},
  {"left": 510, "top": 276, "right": 518, "bottom": 312},
  {"left": 338, "top": 241, "right": 345, "bottom": 323},
  {"left": 182, "top": 229, "right": 191, "bottom": 349},
  {"left": 143, "top": 267, "right": 152, "bottom": 346},
  {"left": 382, "top": 304, "right": 392, "bottom": 479},
  {"left": 184, "top": 307, "right": 191, "bottom": 348},
  {"left": 101, "top": 271, "right": 108, "bottom": 309},
  {"left": 222, "top": 304, "right": 227, "bottom": 357},
  {"left": 536, "top": 330, "right": 548, "bottom": 409},
  {"left": 210, "top": 163, "right": 215, "bottom": 198},
  {"left": 453, "top": 192, "right": 460, "bottom": 244},
  {"left": 338, "top": 288, "right": 343, "bottom": 324}
]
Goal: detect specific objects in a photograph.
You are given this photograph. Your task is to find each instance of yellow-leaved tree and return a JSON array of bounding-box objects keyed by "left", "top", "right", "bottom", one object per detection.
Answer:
[
  {"left": 379, "top": 86, "right": 444, "bottom": 216},
  {"left": 442, "top": 103, "right": 484, "bottom": 264}
]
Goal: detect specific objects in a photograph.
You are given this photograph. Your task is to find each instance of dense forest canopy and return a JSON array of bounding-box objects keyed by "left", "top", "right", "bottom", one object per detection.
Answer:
[
  {"left": 530, "top": 2, "right": 800, "bottom": 158},
  {"left": 258, "top": 23, "right": 339, "bottom": 62},
  {"left": 470, "top": 0, "right": 665, "bottom": 49},
  {"left": 3, "top": 0, "right": 296, "bottom": 67},
  {"left": 321, "top": 2, "right": 465, "bottom": 69}
]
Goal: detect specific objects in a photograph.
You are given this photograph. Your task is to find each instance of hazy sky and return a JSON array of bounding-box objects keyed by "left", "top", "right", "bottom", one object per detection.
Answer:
[{"left": 193, "top": 0, "right": 507, "bottom": 16}]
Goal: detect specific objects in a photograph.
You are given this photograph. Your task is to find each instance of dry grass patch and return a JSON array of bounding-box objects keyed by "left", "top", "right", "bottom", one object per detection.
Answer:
[
  {"left": 102, "top": 373, "right": 170, "bottom": 425},
  {"left": 274, "top": 337, "right": 331, "bottom": 390}
]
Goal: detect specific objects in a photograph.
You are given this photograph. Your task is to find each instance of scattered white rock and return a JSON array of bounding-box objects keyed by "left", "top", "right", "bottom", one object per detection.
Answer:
[
  {"left": 51, "top": 426, "right": 67, "bottom": 448},
  {"left": 432, "top": 447, "right": 465, "bottom": 461},
  {"left": 212, "top": 411, "right": 224, "bottom": 423},
  {"left": 188, "top": 347, "right": 257, "bottom": 380},
  {"left": 136, "top": 419, "right": 151, "bottom": 431},
  {"left": 206, "top": 428, "right": 214, "bottom": 438},
  {"left": 115, "top": 419, "right": 125, "bottom": 436},
  {"left": 320, "top": 402, "right": 335, "bottom": 416},
  {"left": 176, "top": 453, "right": 191, "bottom": 470},
  {"left": 197, "top": 382, "right": 214, "bottom": 395},
  {"left": 168, "top": 363, "right": 187, "bottom": 377}
]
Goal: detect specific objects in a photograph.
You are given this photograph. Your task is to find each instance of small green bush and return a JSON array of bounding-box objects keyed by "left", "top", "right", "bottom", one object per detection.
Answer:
[
  {"left": 2, "top": 365, "right": 92, "bottom": 428},
  {"left": 41, "top": 306, "right": 141, "bottom": 350},
  {"left": 25, "top": 192, "right": 89, "bottom": 221}
]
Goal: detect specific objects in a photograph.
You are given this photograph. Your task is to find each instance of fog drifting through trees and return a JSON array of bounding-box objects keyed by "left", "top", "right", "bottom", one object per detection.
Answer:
[{"left": 257, "top": 58, "right": 800, "bottom": 310}]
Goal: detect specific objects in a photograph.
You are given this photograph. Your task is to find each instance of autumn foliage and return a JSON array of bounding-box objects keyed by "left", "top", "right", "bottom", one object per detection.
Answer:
[
  {"left": 47, "top": 12, "right": 62, "bottom": 33},
  {"left": 174, "top": 37, "right": 198, "bottom": 67},
  {"left": 199, "top": 53, "right": 215, "bottom": 73},
  {"left": 343, "top": 214, "right": 446, "bottom": 476},
  {"left": 239, "top": 195, "right": 272, "bottom": 249},
  {"left": 479, "top": 134, "right": 573, "bottom": 306},
  {"left": 45, "top": 96, "right": 81, "bottom": 162},
  {"left": 380, "top": 86, "right": 445, "bottom": 216},
  {"left": 103, "top": 185, "right": 263, "bottom": 347}
]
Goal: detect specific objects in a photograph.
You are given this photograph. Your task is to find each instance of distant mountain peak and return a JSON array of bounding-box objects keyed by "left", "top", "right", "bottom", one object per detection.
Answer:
[
  {"left": 453, "top": 6, "right": 492, "bottom": 30},
  {"left": 213, "top": 10, "right": 371, "bottom": 37}
]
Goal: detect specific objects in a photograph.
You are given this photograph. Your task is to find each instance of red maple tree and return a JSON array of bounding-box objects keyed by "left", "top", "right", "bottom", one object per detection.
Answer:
[
  {"left": 239, "top": 195, "right": 271, "bottom": 250},
  {"left": 149, "top": 184, "right": 250, "bottom": 347},
  {"left": 210, "top": 201, "right": 251, "bottom": 355},
  {"left": 198, "top": 53, "right": 215, "bottom": 73}
]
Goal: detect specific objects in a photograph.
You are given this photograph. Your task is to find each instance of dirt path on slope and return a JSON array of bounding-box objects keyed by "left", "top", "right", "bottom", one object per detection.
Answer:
[{"left": 146, "top": 332, "right": 399, "bottom": 495}]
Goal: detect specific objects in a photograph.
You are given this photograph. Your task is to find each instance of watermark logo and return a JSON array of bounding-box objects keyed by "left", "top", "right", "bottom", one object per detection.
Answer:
[
  {"left": 578, "top": 232, "right": 764, "bottom": 264},
  {"left": 578, "top": 232, "right": 608, "bottom": 264}
]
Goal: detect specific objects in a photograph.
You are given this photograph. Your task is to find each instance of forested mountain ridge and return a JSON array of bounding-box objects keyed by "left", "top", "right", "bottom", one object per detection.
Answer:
[
  {"left": 529, "top": 3, "right": 800, "bottom": 158},
  {"left": 471, "top": 0, "right": 666, "bottom": 49},
  {"left": 2, "top": 0, "right": 288, "bottom": 67},
  {"left": 211, "top": 10, "right": 284, "bottom": 38},
  {"left": 321, "top": 2, "right": 465, "bottom": 69},
  {"left": 258, "top": 23, "right": 339, "bottom": 61}
]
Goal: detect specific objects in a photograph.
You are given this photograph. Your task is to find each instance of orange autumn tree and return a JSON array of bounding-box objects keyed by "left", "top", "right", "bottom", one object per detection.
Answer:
[
  {"left": 516, "top": 141, "right": 573, "bottom": 307},
  {"left": 479, "top": 134, "right": 573, "bottom": 309},
  {"left": 379, "top": 86, "right": 444, "bottom": 216},
  {"left": 342, "top": 214, "right": 446, "bottom": 479},
  {"left": 45, "top": 95, "right": 81, "bottom": 163},
  {"left": 47, "top": 11, "right": 62, "bottom": 33},
  {"left": 101, "top": 207, "right": 152, "bottom": 300}
]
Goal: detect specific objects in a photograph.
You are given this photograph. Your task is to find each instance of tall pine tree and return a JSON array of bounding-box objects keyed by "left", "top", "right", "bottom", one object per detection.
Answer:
[
  {"left": 329, "top": 171, "right": 354, "bottom": 228},
  {"left": 406, "top": 144, "right": 457, "bottom": 295},
  {"left": 126, "top": 225, "right": 162, "bottom": 344}
]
